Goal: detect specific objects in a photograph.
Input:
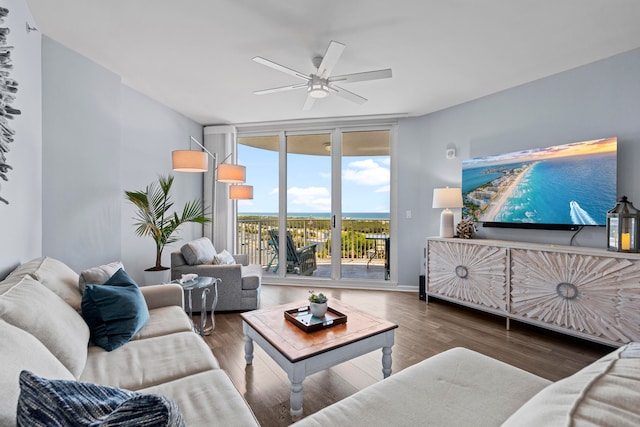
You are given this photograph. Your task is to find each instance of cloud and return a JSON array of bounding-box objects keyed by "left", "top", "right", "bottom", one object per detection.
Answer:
[
  {"left": 287, "top": 186, "right": 331, "bottom": 211},
  {"left": 343, "top": 159, "right": 390, "bottom": 187}
]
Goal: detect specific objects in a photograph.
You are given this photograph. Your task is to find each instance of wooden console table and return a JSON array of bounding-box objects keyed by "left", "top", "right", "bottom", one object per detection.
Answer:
[{"left": 426, "top": 237, "right": 640, "bottom": 346}]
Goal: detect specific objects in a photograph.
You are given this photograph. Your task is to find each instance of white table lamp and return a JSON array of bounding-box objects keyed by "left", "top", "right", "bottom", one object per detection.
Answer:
[{"left": 433, "top": 187, "right": 463, "bottom": 238}]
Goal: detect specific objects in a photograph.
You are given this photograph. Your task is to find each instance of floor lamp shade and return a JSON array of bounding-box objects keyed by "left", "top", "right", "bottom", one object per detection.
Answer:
[
  {"left": 433, "top": 187, "right": 463, "bottom": 238},
  {"left": 217, "top": 163, "right": 246, "bottom": 183},
  {"left": 172, "top": 150, "right": 208, "bottom": 172},
  {"left": 229, "top": 185, "right": 253, "bottom": 200}
]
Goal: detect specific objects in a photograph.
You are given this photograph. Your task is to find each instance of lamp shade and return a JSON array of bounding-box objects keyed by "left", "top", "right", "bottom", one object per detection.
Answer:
[
  {"left": 432, "top": 187, "right": 463, "bottom": 209},
  {"left": 217, "top": 163, "right": 246, "bottom": 183},
  {"left": 229, "top": 185, "right": 253, "bottom": 200},
  {"left": 172, "top": 150, "right": 208, "bottom": 172}
]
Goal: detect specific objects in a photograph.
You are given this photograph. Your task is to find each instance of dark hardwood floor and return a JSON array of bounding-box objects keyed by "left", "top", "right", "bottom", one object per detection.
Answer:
[{"left": 199, "top": 285, "right": 612, "bottom": 427}]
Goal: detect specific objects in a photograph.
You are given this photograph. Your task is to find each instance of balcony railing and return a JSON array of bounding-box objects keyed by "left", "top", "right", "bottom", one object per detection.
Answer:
[{"left": 236, "top": 216, "right": 390, "bottom": 270}]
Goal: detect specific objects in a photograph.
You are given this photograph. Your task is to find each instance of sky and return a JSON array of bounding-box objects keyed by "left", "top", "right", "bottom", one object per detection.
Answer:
[{"left": 237, "top": 144, "right": 390, "bottom": 214}]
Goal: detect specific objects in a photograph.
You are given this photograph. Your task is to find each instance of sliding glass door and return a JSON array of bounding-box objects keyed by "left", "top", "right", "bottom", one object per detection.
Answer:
[{"left": 236, "top": 125, "right": 392, "bottom": 283}]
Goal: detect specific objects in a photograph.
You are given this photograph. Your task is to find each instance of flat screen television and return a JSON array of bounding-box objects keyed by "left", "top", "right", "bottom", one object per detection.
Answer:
[{"left": 462, "top": 137, "right": 617, "bottom": 231}]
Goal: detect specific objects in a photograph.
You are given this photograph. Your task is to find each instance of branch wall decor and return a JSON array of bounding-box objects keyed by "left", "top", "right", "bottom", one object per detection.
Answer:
[{"left": 0, "top": 7, "right": 22, "bottom": 205}]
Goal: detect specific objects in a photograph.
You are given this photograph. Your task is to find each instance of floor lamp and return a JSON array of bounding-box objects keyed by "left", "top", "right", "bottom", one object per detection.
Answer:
[
  {"left": 433, "top": 187, "right": 463, "bottom": 238},
  {"left": 172, "top": 136, "right": 253, "bottom": 244}
]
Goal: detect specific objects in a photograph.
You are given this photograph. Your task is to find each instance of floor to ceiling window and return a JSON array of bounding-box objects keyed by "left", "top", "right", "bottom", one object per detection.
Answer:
[{"left": 236, "top": 121, "right": 394, "bottom": 285}]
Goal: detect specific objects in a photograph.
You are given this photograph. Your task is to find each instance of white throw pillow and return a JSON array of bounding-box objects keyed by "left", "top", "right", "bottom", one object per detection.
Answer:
[
  {"left": 78, "top": 261, "right": 124, "bottom": 294},
  {"left": 7, "top": 257, "right": 82, "bottom": 311},
  {"left": 0, "top": 319, "right": 75, "bottom": 427},
  {"left": 0, "top": 276, "right": 90, "bottom": 378},
  {"left": 214, "top": 250, "right": 236, "bottom": 265}
]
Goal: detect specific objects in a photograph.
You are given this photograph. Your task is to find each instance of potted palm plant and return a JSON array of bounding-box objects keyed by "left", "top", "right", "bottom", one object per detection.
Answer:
[{"left": 125, "top": 174, "right": 210, "bottom": 284}]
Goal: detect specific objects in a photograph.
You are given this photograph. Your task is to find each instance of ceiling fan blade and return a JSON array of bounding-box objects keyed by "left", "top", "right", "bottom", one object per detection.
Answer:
[
  {"left": 302, "top": 94, "right": 316, "bottom": 111},
  {"left": 252, "top": 56, "right": 310, "bottom": 81},
  {"left": 329, "top": 68, "right": 392, "bottom": 84},
  {"left": 329, "top": 85, "right": 367, "bottom": 104},
  {"left": 254, "top": 83, "right": 308, "bottom": 95},
  {"left": 316, "top": 40, "right": 346, "bottom": 79}
]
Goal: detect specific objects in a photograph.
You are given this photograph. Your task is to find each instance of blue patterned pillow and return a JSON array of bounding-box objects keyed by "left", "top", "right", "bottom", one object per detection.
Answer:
[
  {"left": 81, "top": 268, "right": 150, "bottom": 351},
  {"left": 17, "top": 370, "right": 185, "bottom": 426}
]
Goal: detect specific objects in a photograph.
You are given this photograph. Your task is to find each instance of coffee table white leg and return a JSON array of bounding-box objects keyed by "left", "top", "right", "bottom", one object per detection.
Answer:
[
  {"left": 242, "top": 323, "right": 255, "bottom": 365},
  {"left": 288, "top": 364, "right": 306, "bottom": 416},
  {"left": 290, "top": 381, "right": 303, "bottom": 416},
  {"left": 382, "top": 346, "right": 392, "bottom": 378}
]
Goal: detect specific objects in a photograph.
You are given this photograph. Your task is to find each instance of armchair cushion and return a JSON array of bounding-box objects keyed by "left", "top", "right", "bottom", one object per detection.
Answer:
[
  {"left": 214, "top": 249, "right": 236, "bottom": 265},
  {"left": 180, "top": 237, "right": 216, "bottom": 266}
]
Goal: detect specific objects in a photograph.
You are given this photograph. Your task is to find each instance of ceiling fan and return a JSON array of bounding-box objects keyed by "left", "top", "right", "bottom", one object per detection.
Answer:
[{"left": 252, "top": 40, "right": 392, "bottom": 110}]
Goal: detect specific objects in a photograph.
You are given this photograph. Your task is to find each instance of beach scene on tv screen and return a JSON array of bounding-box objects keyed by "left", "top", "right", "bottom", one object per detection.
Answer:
[{"left": 462, "top": 137, "right": 617, "bottom": 226}]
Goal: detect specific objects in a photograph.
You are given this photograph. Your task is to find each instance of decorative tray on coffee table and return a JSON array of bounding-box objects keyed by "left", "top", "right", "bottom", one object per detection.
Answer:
[{"left": 284, "top": 306, "right": 347, "bottom": 333}]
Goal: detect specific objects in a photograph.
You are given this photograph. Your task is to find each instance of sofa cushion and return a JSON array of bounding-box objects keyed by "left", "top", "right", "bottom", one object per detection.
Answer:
[
  {"left": 78, "top": 260, "right": 124, "bottom": 294},
  {"left": 82, "top": 268, "right": 150, "bottom": 351},
  {"left": 6, "top": 257, "right": 83, "bottom": 311},
  {"left": 0, "top": 275, "right": 90, "bottom": 378},
  {"left": 0, "top": 319, "right": 75, "bottom": 427},
  {"left": 131, "top": 306, "right": 193, "bottom": 340},
  {"left": 80, "top": 332, "right": 219, "bottom": 390},
  {"left": 501, "top": 343, "right": 640, "bottom": 427},
  {"left": 17, "top": 370, "right": 185, "bottom": 427},
  {"left": 139, "top": 370, "right": 259, "bottom": 426},
  {"left": 180, "top": 237, "right": 216, "bottom": 265},
  {"left": 292, "top": 347, "right": 551, "bottom": 427},
  {"left": 214, "top": 249, "right": 236, "bottom": 265}
]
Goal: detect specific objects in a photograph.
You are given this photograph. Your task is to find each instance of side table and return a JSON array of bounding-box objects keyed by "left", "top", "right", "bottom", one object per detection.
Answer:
[{"left": 173, "top": 276, "right": 220, "bottom": 336}]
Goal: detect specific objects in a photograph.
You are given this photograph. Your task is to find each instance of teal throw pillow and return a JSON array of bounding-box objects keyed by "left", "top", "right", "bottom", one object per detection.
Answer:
[
  {"left": 81, "top": 268, "right": 150, "bottom": 351},
  {"left": 17, "top": 370, "right": 185, "bottom": 426}
]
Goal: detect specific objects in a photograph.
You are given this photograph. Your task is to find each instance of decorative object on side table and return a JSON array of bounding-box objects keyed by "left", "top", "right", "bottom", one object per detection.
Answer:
[
  {"left": 607, "top": 195, "right": 640, "bottom": 252},
  {"left": 124, "top": 174, "right": 210, "bottom": 284},
  {"left": 308, "top": 291, "right": 328, "bottom": 317},
  {"left": 456, "top": 219, "right": 476, "bottom": 239}
]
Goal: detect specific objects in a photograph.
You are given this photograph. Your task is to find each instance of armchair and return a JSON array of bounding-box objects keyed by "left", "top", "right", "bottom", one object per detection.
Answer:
[{"left": 170, "top": 238, "right": 262, "bottom": 312}]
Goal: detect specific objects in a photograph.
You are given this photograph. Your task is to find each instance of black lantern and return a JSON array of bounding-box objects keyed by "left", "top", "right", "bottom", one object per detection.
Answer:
[{"left": 607, "top": 196, "right": 640, "bottom": 252}]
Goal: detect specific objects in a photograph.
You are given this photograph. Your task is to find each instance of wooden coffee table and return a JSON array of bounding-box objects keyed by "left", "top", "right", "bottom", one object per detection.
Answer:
[{"left": 240, "top": 298, "right": 398, "bottom": 416}]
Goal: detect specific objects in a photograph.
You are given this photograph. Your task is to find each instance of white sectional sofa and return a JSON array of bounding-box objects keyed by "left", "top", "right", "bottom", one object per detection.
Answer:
[
  {"left": 0, "top": 257, "right": 258, "bottom": 426},
  {"left": 293, "top": 344, "right": 640, "bottom": 426}
]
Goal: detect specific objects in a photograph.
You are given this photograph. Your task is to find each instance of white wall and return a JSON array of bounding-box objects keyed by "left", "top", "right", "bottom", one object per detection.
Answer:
[
  {"left": 120, "top": 86, "right": 204, "bottom": 282},
  {"left": 396, "top": 47, "right": 640, "bottom": 288},
  {"left": 42, "top": 36, "right": 122, "bottom": 272},
  {"left": 0, "top": 1, "right": 42, "bottom": 278},
  {"left": 41, "top": 37, "right": 204, "bottom": 284}
]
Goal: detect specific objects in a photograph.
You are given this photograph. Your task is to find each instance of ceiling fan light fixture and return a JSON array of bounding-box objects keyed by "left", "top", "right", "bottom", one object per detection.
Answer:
[{"left": 308, "top": 75, "right": 329, "bottom": 98}]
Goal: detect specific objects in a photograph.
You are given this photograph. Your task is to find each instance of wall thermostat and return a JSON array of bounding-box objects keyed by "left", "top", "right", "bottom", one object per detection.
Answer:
[{"left": 446, "top": 148, "right": 456, "bottom": 159}]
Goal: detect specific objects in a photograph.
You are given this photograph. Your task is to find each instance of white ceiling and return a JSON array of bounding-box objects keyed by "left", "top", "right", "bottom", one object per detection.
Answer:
[{"left": 25, "top": 0, "right": 640, "bottom": 126}]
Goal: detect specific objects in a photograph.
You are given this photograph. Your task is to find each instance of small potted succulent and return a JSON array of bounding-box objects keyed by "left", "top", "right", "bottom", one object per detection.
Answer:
[{"left": 308, "top": 291, "right": 328, "bottom": 318}]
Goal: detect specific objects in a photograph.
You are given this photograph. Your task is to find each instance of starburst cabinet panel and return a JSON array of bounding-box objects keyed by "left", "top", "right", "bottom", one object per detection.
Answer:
[
  {"left": 427, "top": 240, "right": 507, "bottom": 313},
  {"left": 426, "top": 238, "right": 640, "bottom": 346},
  {"left": 511, "top": 249, "right": 640, "bottom": 344}
]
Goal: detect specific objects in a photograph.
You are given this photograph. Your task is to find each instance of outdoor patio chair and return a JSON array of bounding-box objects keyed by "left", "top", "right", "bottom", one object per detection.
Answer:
[{"left": 267, "top": 229, "right": 318, "bottom": 275}]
